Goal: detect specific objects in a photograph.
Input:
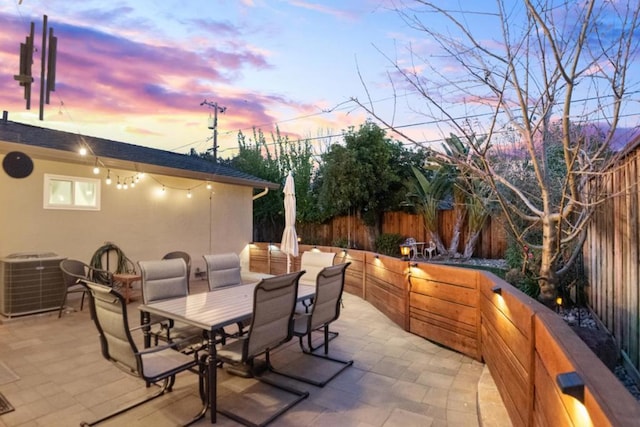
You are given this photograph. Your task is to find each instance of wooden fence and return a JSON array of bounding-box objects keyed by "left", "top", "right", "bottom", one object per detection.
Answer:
[
  {"left": 296, "top": 209, "right": 507, "bottom": 259},
  {"left": 584, "top": 148, "right": 640, "bottom": 383},
  {"left": 249, "top": 243, "right": 640, "bottom": 426}
]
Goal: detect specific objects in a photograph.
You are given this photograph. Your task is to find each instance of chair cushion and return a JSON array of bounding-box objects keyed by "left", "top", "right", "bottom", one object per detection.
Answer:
[
  {"left": 140, "top": 347, "right": 197, "bottom": 381},
  {"left": 139, "top": 259, "right": 189, "bottom": 303},
  {"left": 299, "top": 251, "right": 336, "bottom": 286},
  {"left": 204, "top": 253, "right": 242, "bottom": 289},
  {"left": 217, "top": 338, "right": 246, "bottom": 364}
]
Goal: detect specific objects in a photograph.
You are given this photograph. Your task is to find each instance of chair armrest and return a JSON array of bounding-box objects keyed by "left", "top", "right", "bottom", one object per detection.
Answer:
[
  {"left": 134, "top": 317, "right": 168, "bottom": 331},
  {"left": 134, "top": 338, "right": 203, "bottom": 357}
]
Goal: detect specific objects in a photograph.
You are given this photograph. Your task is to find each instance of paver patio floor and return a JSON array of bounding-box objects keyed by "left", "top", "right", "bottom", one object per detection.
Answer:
[{"left": 0, "top": 279, "right": 510, "bottom": 427}]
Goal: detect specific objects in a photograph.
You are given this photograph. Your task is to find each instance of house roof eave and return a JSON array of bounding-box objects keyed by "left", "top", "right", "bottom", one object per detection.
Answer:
[{"left": 0, "top": 120, "right": 279, "bottom": 190}]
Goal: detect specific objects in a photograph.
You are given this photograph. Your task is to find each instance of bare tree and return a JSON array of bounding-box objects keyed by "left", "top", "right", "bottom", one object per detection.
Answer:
[{"left": 354, "top": 0, "right": 640, "bottom": 304}]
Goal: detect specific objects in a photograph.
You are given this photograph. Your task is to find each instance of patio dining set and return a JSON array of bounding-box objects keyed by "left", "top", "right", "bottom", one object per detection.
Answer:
[{"left": 59, "top": 251, "right": 352, "bottom": 426}]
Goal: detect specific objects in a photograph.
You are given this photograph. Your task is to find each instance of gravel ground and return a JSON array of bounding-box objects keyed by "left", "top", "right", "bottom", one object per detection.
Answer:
[{"left": 562, "top": 307, "right": 640, "bottom": 400}]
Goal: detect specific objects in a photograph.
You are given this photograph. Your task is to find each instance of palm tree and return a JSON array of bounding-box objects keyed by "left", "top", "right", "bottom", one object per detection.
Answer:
[{"left": 407, "top": 165, "right": 452, "bottom": 255}]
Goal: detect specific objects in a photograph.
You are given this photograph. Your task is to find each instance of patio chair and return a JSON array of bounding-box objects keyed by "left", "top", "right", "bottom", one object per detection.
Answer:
[
  {"left": 274, "top": 263, "right": 353, "bottom": 387},
  {"left": 58, "top": 259, "right": 113, "bottom": 318},
  {"left": 79, "top": 280, "right": 205, "bottom": 426},
  {"left": 203, "top": 253, "right": 243, "bottom": 290},
  {"left": 202, "top": 253, "right": 254, "bottom": 337},
  {"left": 215, "top": 270, "right": 309, "bottom": 427},
  {"left": 297, "top": 250, "right": 336, "bottom": 313},
  {"left": 404, "top": 237, "right": 418, "bottom": 260},
  {"left": 138, "top": 258, "right": 205, "bottom": 348},
  {"left": 162, "top": 251, "right": 191, "bottom": 291}
]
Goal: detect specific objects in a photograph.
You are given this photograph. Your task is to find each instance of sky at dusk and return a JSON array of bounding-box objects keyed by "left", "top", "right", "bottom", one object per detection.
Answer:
[
  {"left": 1, "top": 0, "right": 439, "bottom": 157},
  {"left": 1, "top": 1, "right": 639, "bottom": 158}
]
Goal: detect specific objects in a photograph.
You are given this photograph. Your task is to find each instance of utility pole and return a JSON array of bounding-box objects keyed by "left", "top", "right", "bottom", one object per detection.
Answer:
[{"left": 200, "top": 99, "right": 227, "bottom": 162}]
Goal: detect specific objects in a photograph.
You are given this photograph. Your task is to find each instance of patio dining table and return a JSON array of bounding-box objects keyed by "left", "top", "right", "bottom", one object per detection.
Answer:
[{"left": 138, "top": 281, "right": 316, "bottom": 424}]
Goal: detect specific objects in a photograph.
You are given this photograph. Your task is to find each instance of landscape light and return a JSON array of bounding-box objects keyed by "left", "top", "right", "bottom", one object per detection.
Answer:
[{"left": 556, "top": 372, "right": 585, "bottom": 403}]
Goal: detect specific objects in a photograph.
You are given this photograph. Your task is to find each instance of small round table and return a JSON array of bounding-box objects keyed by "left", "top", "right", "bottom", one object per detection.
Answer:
[{"left": 113, "top": 273, "right": 141, "bottom": 304}]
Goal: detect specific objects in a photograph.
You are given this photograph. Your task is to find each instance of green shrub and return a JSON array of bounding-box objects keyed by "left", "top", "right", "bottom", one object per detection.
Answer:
[
  {"left": 375, "top": 233, "right": 404, "bottom": 256},
  {"left": 505, "top": 268, "right": 540, "bottom": 298},
  {"left": 332, "top": 237, "right": 349, "bottom": 248},
  {"left": 504, "top": 243, "right": 523, "bottom": 270}
]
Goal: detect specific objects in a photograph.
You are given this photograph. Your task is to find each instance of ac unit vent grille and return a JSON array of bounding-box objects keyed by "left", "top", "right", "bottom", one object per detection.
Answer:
[{"left": 0, "top": 253, "right": 66, "bottom": 317}]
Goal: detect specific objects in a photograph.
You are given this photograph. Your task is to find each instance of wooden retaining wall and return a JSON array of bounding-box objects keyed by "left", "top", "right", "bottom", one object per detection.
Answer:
[{"left": 249, "top": 242, "right": 640, "bottom": 426}]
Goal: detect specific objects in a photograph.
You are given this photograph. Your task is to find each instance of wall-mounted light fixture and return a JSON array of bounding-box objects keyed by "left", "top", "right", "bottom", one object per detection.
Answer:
[
  {"left": 556, "top": 371, "right": 585, "bottom": 403},
  {"left": 491, "top": 285, "right": 502, "bottom": 295},
  {"left": 400, "top": 244, "right": 411, "bottom": 261}
]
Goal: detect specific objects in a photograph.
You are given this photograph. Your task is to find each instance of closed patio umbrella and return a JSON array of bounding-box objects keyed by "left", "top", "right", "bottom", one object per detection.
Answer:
[{"left": 281, "top": 171, "right": 298, "bottom": 273}]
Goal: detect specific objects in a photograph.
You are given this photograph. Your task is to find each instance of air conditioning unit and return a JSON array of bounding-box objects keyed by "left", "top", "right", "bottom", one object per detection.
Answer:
[{"left": 0, "top": 252, "right": 66, "bottom": 318}]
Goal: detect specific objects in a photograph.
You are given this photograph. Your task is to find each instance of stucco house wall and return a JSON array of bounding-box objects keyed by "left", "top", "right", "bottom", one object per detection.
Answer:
[{"left": 0, "top": 117, "right": 278, "bottom": 277}]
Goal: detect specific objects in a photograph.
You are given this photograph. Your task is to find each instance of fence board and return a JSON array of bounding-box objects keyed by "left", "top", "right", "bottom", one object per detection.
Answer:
[
  {"left": 300, "top": 210, "right": 506, "bottom": 258},
  {"left": 585, "top": 147, "right": 640, "bottom": 378},
  {"left": 631, "top": 154, "right": 640, "bottom": 368}
]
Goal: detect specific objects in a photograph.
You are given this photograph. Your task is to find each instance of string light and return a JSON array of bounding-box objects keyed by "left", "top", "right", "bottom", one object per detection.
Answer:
[
  {"left": 187, "top": 189, "right": 192, "bottom": 198},
  {"left": 130, "top": 179, "right": 135, "bottom": 188},
  {"left": 116, "top": 176, "right": 122, "bottom": 190},
  {"left": 79, "top": 146, "right": 87, "bottom": 156},
  {"left": 105, "top": 170, "right": 112, "bottom": 185},
  {"left": 162, "top": 185, "right": 165, "bottom": 192},
  {"left": 92, "top": 158, "right": 100, "bottom": 174},
  {"left": 206, "top": 182, "right": 212, "bottom": 190},
  {"left": 123, "top": 178, "right": 128, "bottom": 190}
]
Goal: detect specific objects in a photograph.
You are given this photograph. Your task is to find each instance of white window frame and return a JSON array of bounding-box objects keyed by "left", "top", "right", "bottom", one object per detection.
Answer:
[{"left": 43, "top": 174, "right": 101, "bottom": 211}]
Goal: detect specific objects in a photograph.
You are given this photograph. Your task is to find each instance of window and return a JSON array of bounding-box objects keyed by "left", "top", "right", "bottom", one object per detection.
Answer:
[{"left": 44, "top": 174, "right": 100, "bottom": 210}]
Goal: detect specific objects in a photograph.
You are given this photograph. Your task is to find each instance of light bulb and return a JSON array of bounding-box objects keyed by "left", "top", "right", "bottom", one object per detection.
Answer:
[
  {"left": 79, "top": 146, "right": 87, "bottom": 156},
  {"left": 105, "top": 170, "right": 112, "bottom": 185},
  {"left": 206, "top": 182, "right": 212, "bottom": 190},
  {"left": 116, "top": 177, "right": 122, "bottom": 190},
  {"left": 187, "top": 189, "right": 192, "bottom": 198},
  {"left": 123, "top": 179, "right": 128, "bottom": 190}
]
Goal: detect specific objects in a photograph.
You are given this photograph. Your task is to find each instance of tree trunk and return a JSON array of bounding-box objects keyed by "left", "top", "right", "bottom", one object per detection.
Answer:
[
  {"left": 538, "top": 217, "right": 559, "bottom": 305},
  {"left": 362, "top": 211, "right": 381, "bottom": 252},
  {"left": 428, "top": 230, "right": 447, "bottom": 255},
  {"left": 462, "top": 230, "right": 481, "bottom": 260},
  {"left": 448, "top": 207, "right": 464, "bottom": 257}
]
